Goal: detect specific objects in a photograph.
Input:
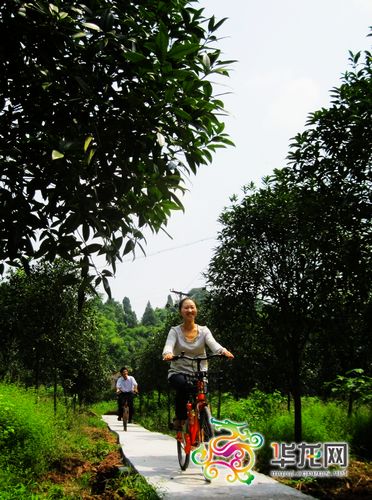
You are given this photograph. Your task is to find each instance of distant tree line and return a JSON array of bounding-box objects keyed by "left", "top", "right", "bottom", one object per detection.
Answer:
[{"left": 0, "top": 260, "right": 178, "bottom": 405}]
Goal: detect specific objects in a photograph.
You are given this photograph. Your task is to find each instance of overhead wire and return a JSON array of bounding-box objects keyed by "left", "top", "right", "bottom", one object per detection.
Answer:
[{"left": 123, "top": 236, "right": 216, "bottom": 262}]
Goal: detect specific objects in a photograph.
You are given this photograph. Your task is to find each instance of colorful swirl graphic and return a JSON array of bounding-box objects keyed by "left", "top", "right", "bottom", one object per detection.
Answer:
[{"left": 191, "top": 418, "right": 264, "bottom": 484}]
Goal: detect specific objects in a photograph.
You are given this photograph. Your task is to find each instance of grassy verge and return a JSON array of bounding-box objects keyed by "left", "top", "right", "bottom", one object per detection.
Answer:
[{"left": 0, "top": 383, "right": 158, "bottom": 499}]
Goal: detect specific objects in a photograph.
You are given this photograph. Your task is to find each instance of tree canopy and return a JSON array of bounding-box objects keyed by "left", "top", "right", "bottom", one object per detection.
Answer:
[
  {"left": 122, "top": 296, "right": 137, "bottom": 328},
  {"left": 141, "top": 300, "right": 157, "bottom": 326},
  {"left": 0, "top": 260, "right": 109, "bottom": 404},
  {"left": 0, "top": 0, "right": 233, "bottom": 298},
  {"left": 206, "top": 42, "right": 372, "bottom": 441}
]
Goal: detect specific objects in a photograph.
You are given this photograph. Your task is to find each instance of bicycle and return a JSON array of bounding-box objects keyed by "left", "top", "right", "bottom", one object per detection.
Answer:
[
  {"left": 122, "top": 400, "right": 130, "bottom": 431},
  {"left": 118, "top": 392, "right": 136, "bottom": 431},
  {"left": 169, "top": 353, "right": 223, "bottom": 471}
]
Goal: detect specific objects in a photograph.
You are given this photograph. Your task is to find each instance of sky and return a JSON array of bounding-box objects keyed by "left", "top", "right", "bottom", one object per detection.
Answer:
[{"left": 105, "top": 0, "right": 372, "bottom": 318}]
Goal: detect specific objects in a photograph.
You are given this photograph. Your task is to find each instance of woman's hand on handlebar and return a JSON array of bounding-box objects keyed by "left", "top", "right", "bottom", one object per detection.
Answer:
[
  {"left": 163, "top": 352, "right": 234, "bottom": 361},
  {"left": 223, "top": 349, "right": 234, "bottom": 359}
]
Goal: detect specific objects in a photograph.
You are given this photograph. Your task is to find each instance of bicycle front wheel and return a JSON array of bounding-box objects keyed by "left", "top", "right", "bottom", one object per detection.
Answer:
[
  {"left": 177, "top": 431, "right": 190, "bottom": 471},
  {"left": 199, "top": 406, "right": 214, "bottom": 443}
]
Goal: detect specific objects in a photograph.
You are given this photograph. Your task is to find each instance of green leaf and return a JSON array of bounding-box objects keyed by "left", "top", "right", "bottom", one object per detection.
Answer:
[
  {"left": 123, "top": 239, "right": 135, "bottom": 256},
  {"left": 208, "top": 16, "right": 216, "bottom": 32},
  {"left": 210, "top": 17, "right": 228, "bottom": 33},
  {"left": 72, "top": 32, "right": 86, "bottom": 39},
  {"left": 155, "top": 22, "right": 169, "bottom": 58},
  {"left": 84, "top": 136, "right": 93, "bottom": 152},
  {"left": 123, "top": 51, "right": 146, "bottom": 63},
  {"left": 82, "top": 22, "right": 102, "bottom": 32},
  {"left": 174, "top": 108, "right": 192, "bottom": 121},
  {"left": 102, "top": 276, "right": 112, "bottom": 298},
  {"left": 49, "top": 4, "right": 59, "bottom": 14},
  {"left": 82, "top": 223, "right": 90, "bottom": 241},
  {"left": 168, "top": 42, "right": 199, "bottom": 60},
  {"left": 86, "top": 149, "right": 95, "bottom": 165},
  {"left": 85, "top": 243, "right": 102, "bottom": 253},
  {"left": 52, "top": 150, "right": 64, "bottom": 160}
]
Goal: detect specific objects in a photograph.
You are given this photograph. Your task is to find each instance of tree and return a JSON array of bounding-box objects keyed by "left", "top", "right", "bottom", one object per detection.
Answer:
[
  {"left": 324, "top": 368, "right": 372, "bottom": 417},
  {"left": 141, "top": 301, "right": 157, "bottom": 326},
  {"left": 166, "top": 294, "right": 174, "bottom": 309},
  {"left": 206, "top": 40, "right": 372, "bottom": 441},
  {"left": 122, "top": 296, "right": 138, "bottom": 328},
  {"left": 0, "top": 0, "right": 233, "bottom": 299},
  {"left": 188, "top": 287, "right": 208, "bottom": 305},
  {"left": 283, "top": 46, "right": 372, "bottom": 386},
  {"left": 207, "top": 180, "right": 323, "bottom": 441},
  {"left": 0, "top": 260, "right": 109, "bottom": 406}
]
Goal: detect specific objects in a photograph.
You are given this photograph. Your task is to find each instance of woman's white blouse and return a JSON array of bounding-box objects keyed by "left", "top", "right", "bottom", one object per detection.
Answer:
[{"left": 162, "top": 324, "right": 225, "bottom": 377}]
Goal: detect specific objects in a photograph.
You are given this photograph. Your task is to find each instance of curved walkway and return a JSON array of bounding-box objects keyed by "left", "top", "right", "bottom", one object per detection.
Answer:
[{"left": 103, "top": 415, "right": 314, "bottom": 499}]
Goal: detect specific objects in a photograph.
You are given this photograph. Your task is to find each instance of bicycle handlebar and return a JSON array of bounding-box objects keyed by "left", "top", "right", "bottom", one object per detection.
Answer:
[{"left": 170, "top": 352, "right": 224, "bottom": 362}]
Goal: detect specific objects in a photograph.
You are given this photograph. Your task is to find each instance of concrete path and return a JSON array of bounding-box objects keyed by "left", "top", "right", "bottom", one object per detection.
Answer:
[{"left": 103, "top": 415, "right": 314, "bottom": 499}]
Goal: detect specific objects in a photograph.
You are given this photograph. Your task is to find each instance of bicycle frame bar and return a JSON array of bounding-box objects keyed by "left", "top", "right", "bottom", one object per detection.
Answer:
[{"left": 174, "top": 354, "right": 224, "bottom": 454}]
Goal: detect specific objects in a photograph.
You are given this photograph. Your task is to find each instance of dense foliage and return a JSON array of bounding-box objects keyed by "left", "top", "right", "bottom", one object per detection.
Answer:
[
  {"left": 0, "top": 261, "right": 109, "bottom": 405},
  {"left": 0, "top": 383, "right": 159, "bottom": 499},
  {"left": 0, "top": 0, "right": 233, "bottom": 298},
  {"left": 205, "top": 44, "right": 372, "bottom": 440},
  {"left": 0, "top": 260, "right": 176, "bottom": 400}
]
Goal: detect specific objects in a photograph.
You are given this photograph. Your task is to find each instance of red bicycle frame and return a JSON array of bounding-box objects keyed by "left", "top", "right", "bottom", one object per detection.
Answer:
[
  {"left": 169, "top": 353, "right": 224, "bottom": 472},
  {"left": 179, "top": 382, "right": 206, "bottom": 452}
]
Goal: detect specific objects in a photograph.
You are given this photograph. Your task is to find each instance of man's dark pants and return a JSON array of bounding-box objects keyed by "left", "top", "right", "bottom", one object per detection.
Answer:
[{"left": 117, "top": 392, "right": 134, "bottom": 422}]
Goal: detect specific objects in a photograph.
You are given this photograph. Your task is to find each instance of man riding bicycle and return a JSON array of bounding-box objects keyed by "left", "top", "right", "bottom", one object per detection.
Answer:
[{"left": 116, "top": 367, "right": 138, "bottom": 423}]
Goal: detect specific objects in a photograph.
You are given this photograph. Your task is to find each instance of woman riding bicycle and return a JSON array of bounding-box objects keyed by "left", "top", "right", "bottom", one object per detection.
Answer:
[{"left": 162, "top": 297, "right": 234, "bottom": 430}]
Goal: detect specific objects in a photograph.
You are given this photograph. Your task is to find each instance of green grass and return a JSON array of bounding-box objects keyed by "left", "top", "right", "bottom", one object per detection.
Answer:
[
  {"left": 132, "top": 389, "right": 371, "bottom": 472},
  {"left": 217, "top": 393, "right": 371, "bottom": 472},
  {"left": 104, "top": 472, "right": 160, "bottom": 500},
  {"left": 0, "top": 384, "right": 62, "bottom": 479},
  {"left": 0, "top": 383, "right": 160, "bottom": 499}
]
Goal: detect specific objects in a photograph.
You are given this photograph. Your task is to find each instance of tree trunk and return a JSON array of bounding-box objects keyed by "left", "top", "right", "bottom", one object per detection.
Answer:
[
  {"left": 53, "top": 371, "right": 58, "bottom": 415},
  {"left": 292, "top": 384, "right": 302, "bottom": 442},
  {"left": 347, "top": 393, "right": 353, "bottom": 417},
  {"left": 292, "top": 352, "right": 302, "bottom": 442}
]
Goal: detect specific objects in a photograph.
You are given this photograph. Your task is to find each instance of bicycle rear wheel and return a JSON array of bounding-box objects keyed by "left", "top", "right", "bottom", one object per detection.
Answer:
[
  {"left": 177, "top": 430, "right": 190, "bottom": 471},
  {"left": 199, "top": 406, "right": 214, "bottom": 443}
]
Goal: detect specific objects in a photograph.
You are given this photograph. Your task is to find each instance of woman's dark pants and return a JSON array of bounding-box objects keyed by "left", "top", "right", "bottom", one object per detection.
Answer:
[{"left": 169, "top": 373, "right": 195, "bottom": 420}]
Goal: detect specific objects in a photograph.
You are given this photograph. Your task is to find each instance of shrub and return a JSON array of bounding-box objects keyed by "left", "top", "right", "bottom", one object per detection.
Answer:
[{"left": 0, "top": 384, "right": 61, "bottom": 475}]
